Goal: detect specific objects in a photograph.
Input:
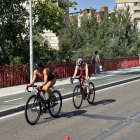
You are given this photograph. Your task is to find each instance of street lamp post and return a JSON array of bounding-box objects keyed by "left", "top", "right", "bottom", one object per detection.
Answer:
[{"left": 29, "top": 0, "right": 33, "bottom": 83}]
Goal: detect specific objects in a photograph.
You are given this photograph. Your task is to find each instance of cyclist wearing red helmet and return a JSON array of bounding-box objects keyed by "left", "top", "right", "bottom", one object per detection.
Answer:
[
  {"left": 70, "top": 58, "right": 92, "bottom": 99},
  {"left": 26, "top": 60, "right": 56, "bottom": 111}
]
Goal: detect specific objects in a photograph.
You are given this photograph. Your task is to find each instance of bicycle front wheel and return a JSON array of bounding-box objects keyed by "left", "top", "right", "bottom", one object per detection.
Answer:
[
  {"left": 87, "top": 82, "right": 95, "bottom": 104},
  {"left": 25, "top": 95, "right": 41, "bottom": 125},
  {"left": 73, "top": 85, "right": 83, "bottom": 109},
  {"left": 49, "top": 90, "right": 62, "bottom": 117}
]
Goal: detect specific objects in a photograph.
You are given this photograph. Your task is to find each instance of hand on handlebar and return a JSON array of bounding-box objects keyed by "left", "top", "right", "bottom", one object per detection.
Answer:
[
  {"left": 37, "top": 85, "right": 43, "bottom": 90},
  {"left": 26, "top": 84, "right": 30, "bottom": 88},
  {"left": 70, "top": 77, "right": 74, "bottom": 83}
]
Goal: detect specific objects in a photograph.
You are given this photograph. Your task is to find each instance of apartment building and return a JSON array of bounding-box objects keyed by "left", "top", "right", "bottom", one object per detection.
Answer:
[
  {"left": 116, "top": 0, "right": 140, "bottom": 30},
  {"left": 22, "top": 0, "right": 69, "bottom": 50},
  {"left": 69, "top": 7, "right": 113, "bottom": 27}
]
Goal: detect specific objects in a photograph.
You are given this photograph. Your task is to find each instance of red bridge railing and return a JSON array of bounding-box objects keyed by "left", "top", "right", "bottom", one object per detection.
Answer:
[{"left": 0, "top": 56, "right": 139, "bottom": 88}]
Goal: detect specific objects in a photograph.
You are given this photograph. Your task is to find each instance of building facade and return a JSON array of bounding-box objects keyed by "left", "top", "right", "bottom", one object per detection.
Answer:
[
  {"left": 116, "top": 0, "right": 140, "bottom": 30},
  {"left": 22, "top": 0, "right": 69, "bottom": 50},
  {"left": 69, "top": 7, "right": 112, "bottom": 26}
]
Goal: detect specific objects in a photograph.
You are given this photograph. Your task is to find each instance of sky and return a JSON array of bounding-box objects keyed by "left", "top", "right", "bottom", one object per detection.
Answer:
[{"left": 69, "top": 0, "right": 116, "bottom": 13}]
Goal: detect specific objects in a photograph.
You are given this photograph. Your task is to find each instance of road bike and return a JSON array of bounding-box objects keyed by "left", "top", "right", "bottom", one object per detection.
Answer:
[
  {"left": 72, "top": 77, "right": 95, "bottom": 109},
  {"left": 25, "top": 85, "right": 62, "bottom": 125}
]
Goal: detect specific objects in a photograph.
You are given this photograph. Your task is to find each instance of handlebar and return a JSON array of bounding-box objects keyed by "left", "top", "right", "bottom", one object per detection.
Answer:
[
  {"left": 26, "top": 85, "right": 42, "bottom": 92},
  {"left": 71, "top": 77, "right": 84, "bottom": 84}
]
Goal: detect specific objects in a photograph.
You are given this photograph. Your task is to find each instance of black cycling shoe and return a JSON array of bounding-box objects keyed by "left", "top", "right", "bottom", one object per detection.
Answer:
[
  {"left": 50, "top": 95, "right": 56, "bottom": 107},
  {"left": 41, "top": 108, "right": 47, "bottom": 115}
]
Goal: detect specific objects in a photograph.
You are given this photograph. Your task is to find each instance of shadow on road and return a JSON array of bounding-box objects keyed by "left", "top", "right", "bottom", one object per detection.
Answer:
[
  {"left": 93, "top": 99, "right": 116, "bottom": 106},
  {"left": 36, "top": 99, "right": 116, "bottom": 125},
  {"left": 37, "top": 110, "right": 87, "bottom": 125},
  {"left": 80, "top": 99, "right": 116, "bottom": 109}
]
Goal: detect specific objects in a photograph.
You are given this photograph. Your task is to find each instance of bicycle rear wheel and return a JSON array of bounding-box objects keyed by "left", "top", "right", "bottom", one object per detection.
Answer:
[
  {"left": 25, "top": 95, "right": 41, "bottom": 125},
  {"left": 87, "top": 82, "right": 95, "bottom": 104},
  {"left": 49, "top": 90, "right": 62, "bottom": 117},
  {"left": 73, "top": 85, "right": 83, "bottom": 109}
]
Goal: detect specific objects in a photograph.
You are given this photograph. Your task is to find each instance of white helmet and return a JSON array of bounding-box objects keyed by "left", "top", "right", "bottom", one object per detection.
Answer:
[{"left": 76, "top": 58, "right": 83, "bottom": 66}]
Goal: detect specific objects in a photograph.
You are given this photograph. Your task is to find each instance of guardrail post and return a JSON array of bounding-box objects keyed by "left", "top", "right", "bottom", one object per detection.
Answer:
[{"left": 138, "top": 54, "right": 140, "bottom": 65}]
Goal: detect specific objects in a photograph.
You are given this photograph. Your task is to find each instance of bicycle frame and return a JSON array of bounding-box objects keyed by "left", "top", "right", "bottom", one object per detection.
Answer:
[
  {"left": 26, "top": 85, "right": 50, "bottom": 110},
  {"left": 74, "top": 77, "right": 87, "bottom": 99}
]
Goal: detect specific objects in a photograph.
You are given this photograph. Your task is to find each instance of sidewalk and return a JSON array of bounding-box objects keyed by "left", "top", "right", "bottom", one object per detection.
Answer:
[{"left": 0, "top": 66, "right": 140, "bottom": 98}]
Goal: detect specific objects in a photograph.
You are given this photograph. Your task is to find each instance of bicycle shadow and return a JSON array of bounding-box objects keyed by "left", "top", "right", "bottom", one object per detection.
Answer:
[
  {"left": 37, "top": 110, "right": 87, "bottom": 125},
  {"left": 36, "top": 99, "right": 116, "bottom": 125},
  {"left": 80, "top": 99, "right": 116, "bottom": 109}
]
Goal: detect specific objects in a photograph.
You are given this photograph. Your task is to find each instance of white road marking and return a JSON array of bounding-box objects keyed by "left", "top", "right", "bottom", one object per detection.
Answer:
[
  {"left": 96, "top": 78, "right": 140, "bottom": 93},
  {"left": 0, "top": 111, "right": 24, "bottom": 120},
  {"left": 1, "top": 77, "right": 140, "bottom": 120},
  {"left": 58, "top": 88, "right": 65, "bottom": 91},
  {"left": 3, "top": 97, "right": 24, "bottom": 103},
  {"left": 107, "top": 78, "right": 115, "bottom": 80}
]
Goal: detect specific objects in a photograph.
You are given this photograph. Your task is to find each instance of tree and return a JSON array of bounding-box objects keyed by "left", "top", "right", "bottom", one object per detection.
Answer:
[
  {"left": 60, "top": 16, "right": 81, "bottom": 61},
  {"left": 0, "top": 0, "right": 28, "bottom": 64},
  {"left": 0, "top": 0, "right": 78, "bottom": 65}
]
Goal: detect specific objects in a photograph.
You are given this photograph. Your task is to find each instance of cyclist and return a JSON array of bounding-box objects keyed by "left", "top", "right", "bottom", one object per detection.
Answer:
[
  {"left": 26, "top": 60, "right": 56, "bottom": 112},
  {"left": 70, "top": 58, "right": 92, "bottom": 99}
]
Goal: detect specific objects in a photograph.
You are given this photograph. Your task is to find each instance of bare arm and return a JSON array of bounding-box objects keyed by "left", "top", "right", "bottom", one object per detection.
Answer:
[
  {"left": 40, "top": 68, "right": 48, "bottom": 87},
  {"left": 72, "top": 65, "right": 79, "bottom": 78},
  {"left": 85, "top": 63, "right": 89, "bottom": 79},
  {"left": 28, "top": 70, "right": 37, "bottom": 86},
  {"left": 97, "top": 55, "right": 101, "bottom": 64}
]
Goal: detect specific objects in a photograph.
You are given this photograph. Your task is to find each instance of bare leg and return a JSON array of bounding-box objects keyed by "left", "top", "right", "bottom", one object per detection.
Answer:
[
  {"left": 85, "top": 79, "right": 89, "bottom": 94},
  {"left": 43, "top": 78, "right": 56, "bottom": 98}
]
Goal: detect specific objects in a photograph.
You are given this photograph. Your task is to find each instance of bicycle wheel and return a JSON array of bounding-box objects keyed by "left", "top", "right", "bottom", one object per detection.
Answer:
[
  {"left": 25, "top": 95, "right": 41, "bottom": 125},
  {"left": 49, "top": 90, "right": 62, "bottom": 117},
  {"left": 73, "top": 85, "right": 83, "bottom": 109},
  {"left": 87, "top": 82, "right": 95, "bottom": 104}
]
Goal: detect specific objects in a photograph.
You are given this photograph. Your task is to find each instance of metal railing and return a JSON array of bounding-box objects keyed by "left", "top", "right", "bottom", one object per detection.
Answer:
[{"left": 0, "top": 56, "right": 139, "bottom": 88}]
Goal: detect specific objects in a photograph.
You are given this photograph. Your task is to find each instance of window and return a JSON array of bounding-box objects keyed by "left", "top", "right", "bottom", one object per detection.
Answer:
[
  {"left": 51, "top": 37, "right": 58, "bottom": 40},
  {"left": 22, "top": 2, "right": 26, "bottom": 6},
  {"left": 117, "top": 3, "right": 125, "bottom": 7},
  {"left": 134, "top": 2, "right": 140, "bottom": 6},
  {"left": 126, "top": 3, "right": 134, "bottom": 7},
  {"left": 43, "top": 29, "right": 52, "bottom": 33},
  {"left": 135, "top": 18, "right": 140, "bottom": 22},
  {"left": 50, "top": 44, "right": 58, "bottom": 47},
  {"left": 135, "top": 10, "right": 140, "bottom": 14},
  {"left": 130, "top": 18, "right": 134, "bottom": 22},
  {"left": 129, "top": 10, "right": 134, "bottom": 14},
  {"left": 135, "top": 25, "right": 140, "bottom": 30}
]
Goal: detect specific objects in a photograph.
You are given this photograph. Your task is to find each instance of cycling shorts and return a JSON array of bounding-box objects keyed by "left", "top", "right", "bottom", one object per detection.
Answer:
[{"left": 48, "top": 72, "right": 55, "bottom": 81}]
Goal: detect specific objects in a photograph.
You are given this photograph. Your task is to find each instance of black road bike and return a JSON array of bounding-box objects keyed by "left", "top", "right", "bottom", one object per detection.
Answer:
[
  {"left": 25, "top": 85, "right": 62, "bottom": 125},
  {"left": 72, "top": 77, "right": 95, "bottom": 109}
]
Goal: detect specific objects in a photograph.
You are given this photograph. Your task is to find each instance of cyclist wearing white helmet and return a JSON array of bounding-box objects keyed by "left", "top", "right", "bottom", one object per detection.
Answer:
[{"left": 70, "top": 58, "right": 92, "bottom": 99}]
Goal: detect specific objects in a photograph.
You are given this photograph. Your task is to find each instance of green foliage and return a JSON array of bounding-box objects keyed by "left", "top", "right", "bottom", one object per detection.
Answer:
[
  {"left": 61, "top": 6, "right": 140, "bottom": 61},
  {"left": 0, "top": 0, "right": 77, "bottom": 65}
]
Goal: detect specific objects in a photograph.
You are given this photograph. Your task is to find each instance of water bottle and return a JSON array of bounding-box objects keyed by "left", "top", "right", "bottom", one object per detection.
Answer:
[{"left": 41, "top": 94, "right": 46, "bottom": 100}]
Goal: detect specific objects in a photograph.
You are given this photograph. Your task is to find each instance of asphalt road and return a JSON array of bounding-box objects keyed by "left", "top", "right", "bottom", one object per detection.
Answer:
[
  {"left": 0, "top": 78, "right": 140, "bottom": 140},
  {"left": 1, "top": 71, "right": 140, "bottom": 112}
]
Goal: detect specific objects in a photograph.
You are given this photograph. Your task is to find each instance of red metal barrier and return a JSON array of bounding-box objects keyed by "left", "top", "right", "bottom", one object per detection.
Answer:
[{"left": 0, "top": 56, "right": 139, "bottom": 88}]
